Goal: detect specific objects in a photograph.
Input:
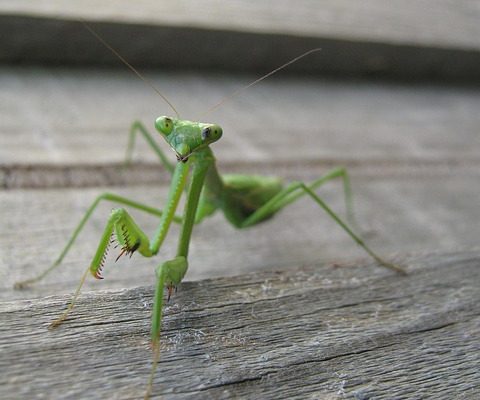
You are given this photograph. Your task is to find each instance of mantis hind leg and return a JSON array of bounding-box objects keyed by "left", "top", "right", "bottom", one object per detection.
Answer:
[
  {"left": 239, "top": 167, "right": 354, "bottom": 227},
  {"left": 126, "top": 120, "right": 174, "bottom": 173},
  {"left": 270, "top": 167, "right": 356, "bottom": 226},
  {"left": 240, "top": 170, "right": 406, "bottom": 274},
  {"left": 14, "top": 192, "right": 181, "bottom": 289}
]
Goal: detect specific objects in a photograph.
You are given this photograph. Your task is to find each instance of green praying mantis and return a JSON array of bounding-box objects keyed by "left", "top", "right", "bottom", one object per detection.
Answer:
[{"left": 14, "top": 23, "right": 406, "bottom": 399}]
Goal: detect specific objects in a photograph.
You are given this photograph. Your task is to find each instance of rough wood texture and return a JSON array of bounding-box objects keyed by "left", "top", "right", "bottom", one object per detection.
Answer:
[
  {"left": 1, "top": 1, "right": 480, "bottom": 80},
  {"left": 2, "top": 67, "right": 480, "bottom": 169},
  {"left": 3, "top": 171, "right": 480, "bottom": 302},
  {"left": 1, "top": 5, "right": 479, "bottom": 398},
  {"left": 1, "top": 66, "right": 480, "bottom": 302},
  {"left": 1, "top": 251, "right": 479, "bottom": 399},
  {"left": 4, "top": 0, "right": 479, "bottom": 48}
]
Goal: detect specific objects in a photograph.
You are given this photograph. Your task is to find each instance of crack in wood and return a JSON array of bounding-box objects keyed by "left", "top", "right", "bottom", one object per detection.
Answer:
[{"left": 2, "top": 157, "right": 480, "bottom": 189}]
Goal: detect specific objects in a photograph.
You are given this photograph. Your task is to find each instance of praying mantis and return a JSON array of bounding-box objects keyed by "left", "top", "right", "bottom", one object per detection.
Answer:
[{"left": 14, "top": 23, "right": 406, "bottom": 399}]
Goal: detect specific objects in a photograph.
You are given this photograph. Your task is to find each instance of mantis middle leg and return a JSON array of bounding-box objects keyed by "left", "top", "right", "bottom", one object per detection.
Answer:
[{"left": 126, "top": 120, "right": 175, "bottom": 173}]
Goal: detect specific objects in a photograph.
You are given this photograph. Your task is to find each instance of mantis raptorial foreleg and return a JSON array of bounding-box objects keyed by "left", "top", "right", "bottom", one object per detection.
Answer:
[
  {"left": 19, "top": 120, "right": 182, "bottom": 290},
  {"left": 144, "top": 144, "right": 210, "bottom": 399},
  {"left": 50, "top": 206, "right": 158, "bottom": 328},
  {"left": 49, "top": 161, "right": 190, "bottom": 328},
  {"left": 49, "top": 206, "right": 161, "bottom": 328},
  {"left": 142, "top": 255, "right": 188, "bottom": 399},
  {"left": 14, "top": 193, "right": 182, "bottom": 289},
  {"left": 18, "top": 120, "right": 182, "bottom": 290}
]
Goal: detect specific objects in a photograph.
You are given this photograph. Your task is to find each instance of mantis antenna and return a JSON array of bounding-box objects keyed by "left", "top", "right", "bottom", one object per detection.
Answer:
[
  {"left": 82, "top": 22, "right": 180, "bottom": 119},
  {"left": 200, "top": 48, "right": 322, "bottom": 118},
  {"left": 83, "top": 20, "right": 319, "bottom": 121}
]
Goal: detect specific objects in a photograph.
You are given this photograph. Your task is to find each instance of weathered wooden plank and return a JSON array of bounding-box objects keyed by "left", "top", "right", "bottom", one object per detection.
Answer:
[
  {"left": 2, "top": 67, "right": 480, "bottom": 177},
  {"left": 1, "top": 251, "right": 479, "bottom": 399},
  {"left": 4, "top": 0, "right": 480, "bottom": 48},
  {"left": 1, "top": 4, "right": 478, "bottom": 397},
  {"left": 2, "top": 158, "right": 480, "bottom": 190},
  {"left": 1, "top": 1, "right": 480, "bottom": 82},
  {"left": 3, "top": 169, "right": 480, "bottom": 301}
]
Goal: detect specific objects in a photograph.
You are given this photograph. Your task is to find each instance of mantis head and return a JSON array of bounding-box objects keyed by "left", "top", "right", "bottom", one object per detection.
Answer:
[{"left": 155, "top": 116, "right": 223, "bottom": 162}]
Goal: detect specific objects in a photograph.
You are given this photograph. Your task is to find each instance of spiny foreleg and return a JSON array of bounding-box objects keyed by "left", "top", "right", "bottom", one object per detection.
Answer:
[
  {"left": 144, "top": 256, "right": 188, "bottom": 399},
  {"left": 50, "top": 208, "right": 154, "bottom": 328},
  {"left": 14, "top": 192, "right": 181, "bottom": 289},
  {"left": 90, "top": 208, "right": 153, "bottom": 278}
]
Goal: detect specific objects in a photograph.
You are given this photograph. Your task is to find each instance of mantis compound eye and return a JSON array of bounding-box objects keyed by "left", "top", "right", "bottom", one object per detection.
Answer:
[
  {"left": 155, "top": 116, "right": 174, "bottom": 135},
  {"left": 201, "top": 127, "right": 211, "bottom": 141},
  {"left": 201, "top": 124, "right": 223, "bottom": 143}
]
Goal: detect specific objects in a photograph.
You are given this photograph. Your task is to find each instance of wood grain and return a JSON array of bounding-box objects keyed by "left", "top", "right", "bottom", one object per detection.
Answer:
[
  {"left": 3, "top": 170, "right": 480, "bottom": 301},
  {"left": 1, "top": 7, "right": 479, "bottom": 397},
  {"left": 1, "top": 66, "right": 480, "bottom": 301},
  {"left": 2, "top": 67, "right": 480, "bottom": 171},
  {"left": 1, "top": 1, "right": 480, "bottom": 80},
  {"left": 1, "top": 251, "right": 479, "bottom": 399},
  {"left": 2, "top": 0, "right": 480, "bottom": 49}
]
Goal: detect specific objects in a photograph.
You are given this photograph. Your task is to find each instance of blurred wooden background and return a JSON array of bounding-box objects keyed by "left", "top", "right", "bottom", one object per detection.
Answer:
[{"left": 1, "top": 2, "right": 479, "bottom": 399}]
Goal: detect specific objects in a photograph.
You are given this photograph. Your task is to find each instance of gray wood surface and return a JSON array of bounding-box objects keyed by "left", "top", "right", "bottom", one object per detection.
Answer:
[
  {"left": 1, "top": 66, "right": 480, "bottom": 301},
  {"left": 1, "top": 5, "right": 480, "bottom": 398},
  {"left": 3, "top": 0, "right": 480, "bottom": 48},
  {"left": 1, "top": 1, "right": 480, "bottom": 80},
  {"left": 3, "top": 171, "right": 480, "bottom": 302},
  {"left": 2, "top": 67, "right": 480, "bottom": 169},
  {"left": 1, "top": 250, "right": 479, "bottom": 399}
]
